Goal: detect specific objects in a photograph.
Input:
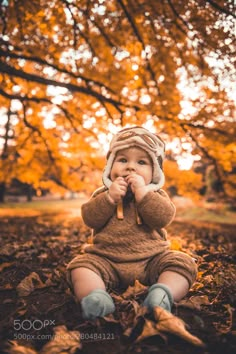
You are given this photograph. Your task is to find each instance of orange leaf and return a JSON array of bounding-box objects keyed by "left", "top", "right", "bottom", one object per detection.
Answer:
[{"left": 40, "top": 325, "right": 81, "bottom": 353}]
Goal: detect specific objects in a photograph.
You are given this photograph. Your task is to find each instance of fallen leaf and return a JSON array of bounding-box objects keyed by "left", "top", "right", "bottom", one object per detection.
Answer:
[
  {"left": 190, "top": 281, "right": 204, "bottom": 291},
  {"left": 0, "top": 283, "right": 13, "bottom": 290},
  {"left": 121, "top": 280, "right": 147, "bottom": 299},
  {"left": 136, "top": 317, "right": 168, "bottom": 343},
  {"left": 16, "top": 272, "right": 45, "bottom": 296},
  {"left": 153, "top": 307, "right": 205, "bottom": 347},
  {"left": 0, "top": 262, "right": 13, "bottom": 272},
  {"left": 5, "top": 283, "right": 14, "bottom": 289},
  {"left": 189, "top": 295, "right": 211, "bottom": 308},
  {"left": 178, "top": 295, "right": 211, "bottom": 310},
  {"left": 0, "top": 243, "right": 19, "bottom": 256},
  {"left": 117, "top": 299, "right": 140, "bottom": 329},
  {"left": 4, "top": 341, "right": 37, "bottom": 354},
  {"left": 213, "top": 304, "right": 234, "bottom": 334},
  {"left": 40, "top": 325, "right": 81, "bottom": 354},
  {"left": 123, "top": 306, "right": 147, "bottom": 338},
  {"left": 202, "top": 274, "right": 214, "bottom": 283}
]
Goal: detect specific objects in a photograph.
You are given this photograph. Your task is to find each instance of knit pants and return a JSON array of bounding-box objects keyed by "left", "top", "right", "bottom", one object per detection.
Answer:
[{"left": 67, "top": 250, "right": 197, "bottom": 291}]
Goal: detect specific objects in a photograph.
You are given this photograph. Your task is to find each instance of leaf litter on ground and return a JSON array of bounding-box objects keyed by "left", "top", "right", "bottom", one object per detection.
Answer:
[{"left": 0, "top": 216, "right": 235, "bottom": 353}]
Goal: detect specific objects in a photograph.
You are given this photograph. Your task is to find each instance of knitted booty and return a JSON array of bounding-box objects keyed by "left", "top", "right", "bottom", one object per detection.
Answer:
[
  {"left": 143, "top": 283, "right": 173, "bottom": 312},
  {"left": 81, "top": 289, "right": 115, "bottom": 320}
]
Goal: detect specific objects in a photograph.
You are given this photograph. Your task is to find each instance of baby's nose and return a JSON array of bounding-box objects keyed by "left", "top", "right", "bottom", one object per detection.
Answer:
[{"left": 126, "top": 161, "right": 136, "bottom": 171}]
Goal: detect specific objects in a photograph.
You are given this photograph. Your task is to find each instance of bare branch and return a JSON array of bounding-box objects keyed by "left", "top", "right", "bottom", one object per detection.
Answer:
[
  {"left": 166, "top": 0, "right": 190, "bottom": 33},
  {"left": 206, "top": 0, "right": 236, "bottom": 18}
]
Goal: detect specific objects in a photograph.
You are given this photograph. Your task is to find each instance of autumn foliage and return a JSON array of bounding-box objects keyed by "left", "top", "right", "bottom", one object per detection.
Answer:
[{"left": 0, "top": 0, "right": 235, "bottom": 200}]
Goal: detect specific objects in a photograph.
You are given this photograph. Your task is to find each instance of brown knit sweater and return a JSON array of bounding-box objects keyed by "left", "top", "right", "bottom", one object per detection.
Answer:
[{"left": 81, "top": 189, "right": 176, "bottom": 262}]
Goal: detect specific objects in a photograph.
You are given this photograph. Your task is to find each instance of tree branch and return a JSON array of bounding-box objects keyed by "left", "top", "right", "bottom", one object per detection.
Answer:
[
  {"left": 117, "top": 0, "right": 161, "bottom": 94},
  {"left": 206, "top": 0, "right": 236, "bottom": 18},
  {"left": 0, "top": 61, "right": 140, "bottom": 112},
  {"left": 0, "top": 88, "right": 108, "bottom": 139},
  {"left": 166, "top": 0, "right": 190, "bottom": 33},
  {"left": 0, "top": 48, "right": 116, "bottom": 95},
  {"left": 0, "top": 106, "right": 12, "bottom": 160},
  {"left": 0, "top": 87, "right": 52, "bottom": 104}
]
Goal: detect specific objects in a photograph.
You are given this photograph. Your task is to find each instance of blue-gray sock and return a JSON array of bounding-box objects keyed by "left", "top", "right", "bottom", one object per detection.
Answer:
[
  {"left": 143, "top": 283, "right": 173, "bottom": 312},
  {"left": 81, "top": 289, "right": 115, "bottom": 320}
]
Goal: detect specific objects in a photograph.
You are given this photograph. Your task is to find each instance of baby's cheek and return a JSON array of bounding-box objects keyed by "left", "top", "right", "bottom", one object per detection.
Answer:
[{"left": 110, "top": 173, "right": 121, "bottom": 181}]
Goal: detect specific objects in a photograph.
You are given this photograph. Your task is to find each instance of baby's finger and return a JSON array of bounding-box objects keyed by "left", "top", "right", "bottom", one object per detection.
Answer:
[
  {"left": 120, "top": 189, "right": 127, "bottom": 196},
  {"left": 120, "top": 185, "right": 128, "bottom": 192},
  {"left": 117, "top": 179, "right": 128, "bottom": 187},
  {"left": 125, "top": 175, "right": 136, "bottom": 184}
]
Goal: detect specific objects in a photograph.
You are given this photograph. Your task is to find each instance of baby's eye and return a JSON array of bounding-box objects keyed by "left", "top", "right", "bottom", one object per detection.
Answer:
[
  {"left": 138, "top": 160, "right": 147, "bottom": 165},
  {"left": 118, "top": 158, "right": 127, "bottom": 163}
]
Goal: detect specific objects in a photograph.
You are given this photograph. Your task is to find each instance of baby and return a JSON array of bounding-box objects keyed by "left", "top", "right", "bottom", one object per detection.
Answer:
[{"left": 67, "top": 126, "right": 197, "bottom": 320}]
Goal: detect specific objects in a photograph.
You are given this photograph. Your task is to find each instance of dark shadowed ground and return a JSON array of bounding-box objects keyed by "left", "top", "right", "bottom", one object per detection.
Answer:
[{"left": 0, "top": 201, "right": 235, "bottom": 354}]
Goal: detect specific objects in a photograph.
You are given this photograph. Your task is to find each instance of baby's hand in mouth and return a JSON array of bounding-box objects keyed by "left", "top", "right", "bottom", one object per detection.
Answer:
[{"left": 124, "top": 172, "right": 136, "bottom": 183}]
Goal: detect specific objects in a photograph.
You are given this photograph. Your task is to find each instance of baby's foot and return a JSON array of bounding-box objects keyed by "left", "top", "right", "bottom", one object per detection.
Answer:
[
  {"left": 143, "top": 283, "right": 173, "bottom": 312},
  {"left": 81, "top": 289, "right": 115, "bottom": 320}
]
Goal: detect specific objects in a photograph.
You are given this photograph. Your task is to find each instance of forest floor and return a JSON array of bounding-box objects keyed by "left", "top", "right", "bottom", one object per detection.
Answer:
[{"left": 0, "top": 200, "right": 235, "bottom": 354}]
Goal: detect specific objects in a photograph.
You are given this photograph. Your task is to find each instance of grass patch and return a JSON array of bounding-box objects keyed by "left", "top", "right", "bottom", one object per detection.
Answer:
[
  {"left": 176, "top": 205, "right": 236, "bottom": 225},
  {"left": 0, "top": 198, "right": 83, "bottom": 210},
  {"left": 0, "top": 198, "right": 86, "bottom": 217}
]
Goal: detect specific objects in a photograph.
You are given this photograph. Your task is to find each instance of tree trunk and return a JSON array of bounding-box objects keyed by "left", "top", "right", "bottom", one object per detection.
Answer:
[
  {"left": 26, "top": 184, "right": 33, "bottom": 202},
  {"left": 0, "top": 183, "right": 6, "bottom": 203}
]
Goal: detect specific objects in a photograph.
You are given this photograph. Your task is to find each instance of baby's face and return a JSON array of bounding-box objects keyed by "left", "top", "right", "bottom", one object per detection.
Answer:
[{"left": 110, "top": 147, "right": 153, "bottom": 185}]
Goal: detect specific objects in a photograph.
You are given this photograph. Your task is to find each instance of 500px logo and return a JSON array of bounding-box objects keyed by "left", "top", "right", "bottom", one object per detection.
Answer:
[{"left": 14, "top": 319, "right": 55, "bottom": 331}]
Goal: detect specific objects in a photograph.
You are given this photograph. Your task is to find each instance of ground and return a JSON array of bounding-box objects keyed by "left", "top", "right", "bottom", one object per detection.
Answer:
[{"left": 0, "top": 200, "right": 235, "bottom": 354}]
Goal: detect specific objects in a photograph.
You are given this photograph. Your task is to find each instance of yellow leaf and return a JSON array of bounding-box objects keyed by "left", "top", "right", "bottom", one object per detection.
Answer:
[{"left": 5, "top": 341, "right": 37, "bottom": 354}]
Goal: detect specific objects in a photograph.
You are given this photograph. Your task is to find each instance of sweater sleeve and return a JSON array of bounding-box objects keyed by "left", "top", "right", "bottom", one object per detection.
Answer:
[
  {"left": 81, "top": 191, "right": 117, "bottom": 229},
  {"left": 136, "top": 189, "right": 176, "bottom": 229}
]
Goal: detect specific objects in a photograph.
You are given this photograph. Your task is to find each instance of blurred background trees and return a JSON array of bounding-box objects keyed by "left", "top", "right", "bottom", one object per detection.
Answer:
[{"left": 0, "top": 0, "right": 235, "bottom": 202}]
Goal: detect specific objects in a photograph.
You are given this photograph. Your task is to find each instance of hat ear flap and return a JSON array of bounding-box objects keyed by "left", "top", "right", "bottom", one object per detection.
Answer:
[{"left": 102, "top": 152, "right": 115, "bottom": 189}]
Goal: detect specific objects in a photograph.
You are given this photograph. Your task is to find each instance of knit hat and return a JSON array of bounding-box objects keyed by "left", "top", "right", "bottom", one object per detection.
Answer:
[{"left": 102, "top": 126, "right": 165, "bottom": 192}]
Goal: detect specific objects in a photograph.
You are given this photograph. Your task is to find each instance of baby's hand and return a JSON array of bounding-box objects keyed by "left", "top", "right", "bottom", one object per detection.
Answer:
[
  {"left": 108, "top": 177, "right": 128, "bottom": 204},
  {"left": 125, "top": 173, "right": 145, "bottom": 192},
  {"left": 125, "top": 173, "right": 149, "bottom": 202}
]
